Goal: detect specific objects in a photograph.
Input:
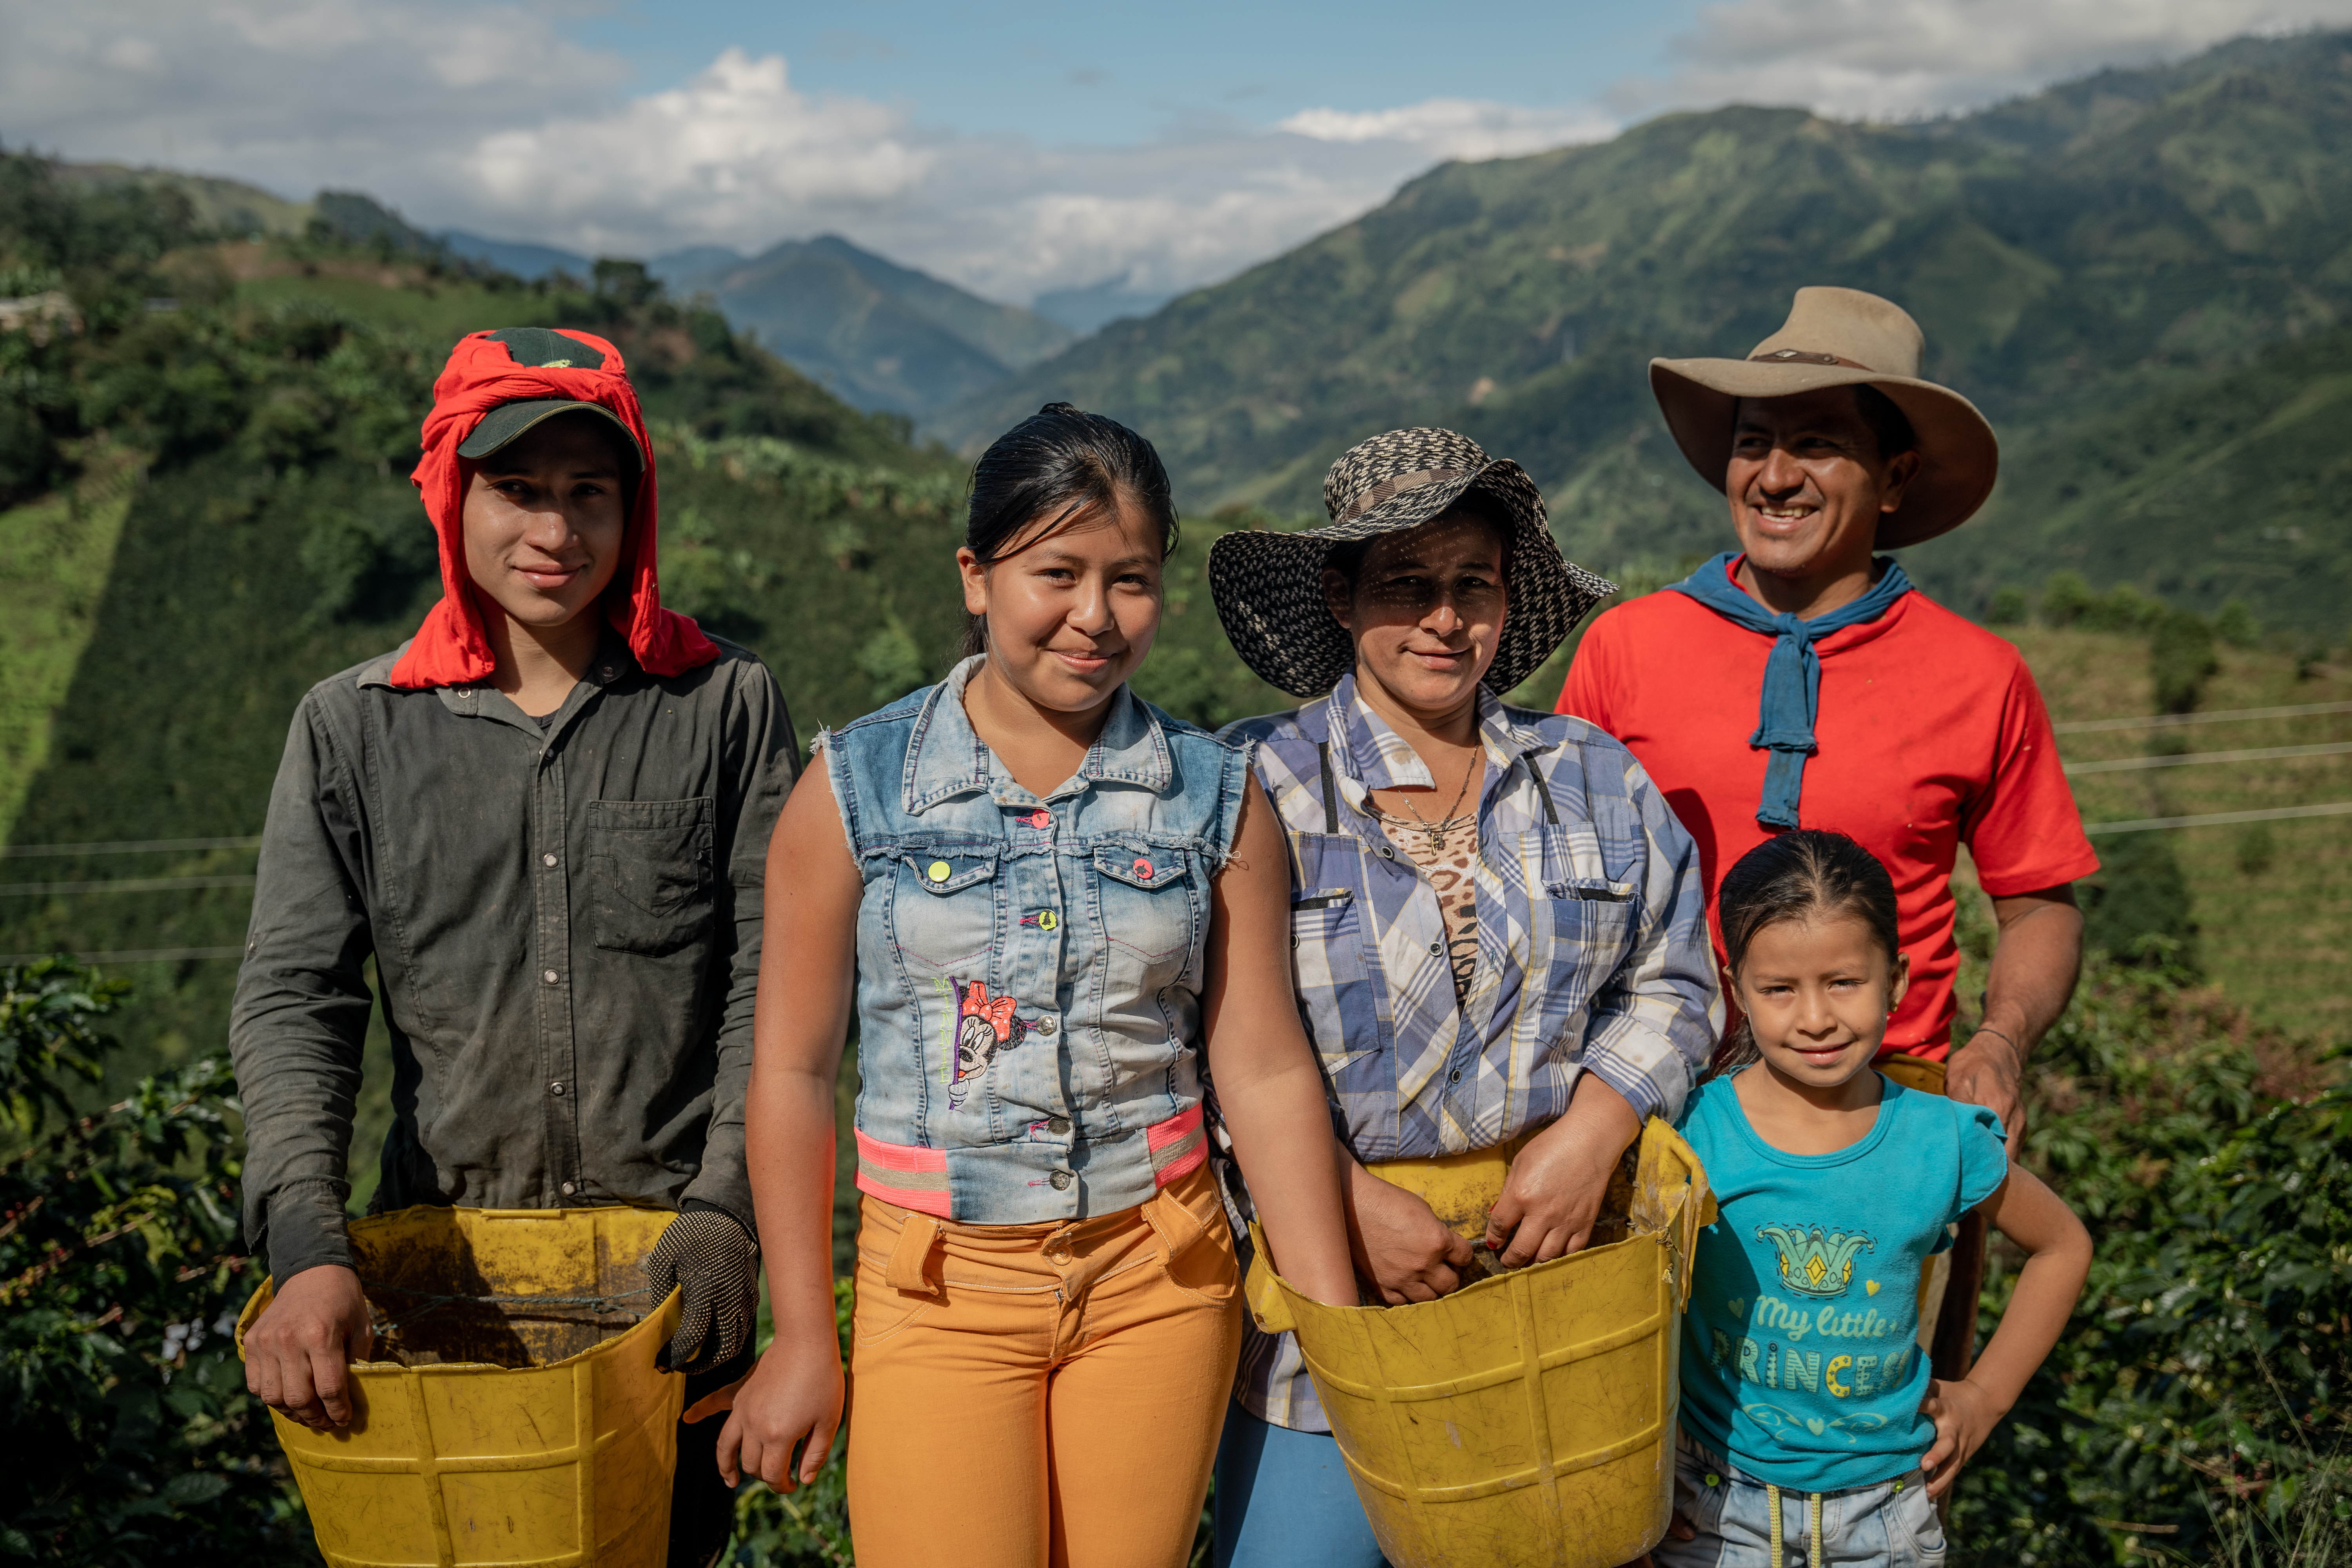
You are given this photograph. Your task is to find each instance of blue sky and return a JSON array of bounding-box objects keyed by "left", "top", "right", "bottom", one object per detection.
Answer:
[
  {"left": 564, "top": 0, "right": 1701, "bottom": 146},
  {"left": 6, "top": 0, "right": 2348, "bottom": 306}
]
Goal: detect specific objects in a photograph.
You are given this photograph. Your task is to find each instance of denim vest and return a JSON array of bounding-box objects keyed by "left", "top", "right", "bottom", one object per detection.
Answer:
[{"left": 823, "top": 657, "right": 1252, "bottom": 1224}]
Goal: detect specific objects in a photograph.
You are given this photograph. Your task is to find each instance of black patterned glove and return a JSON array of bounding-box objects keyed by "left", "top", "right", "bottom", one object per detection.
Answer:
[{"left": 646, "top": 1202, "right": 760, "bottom": 1376}]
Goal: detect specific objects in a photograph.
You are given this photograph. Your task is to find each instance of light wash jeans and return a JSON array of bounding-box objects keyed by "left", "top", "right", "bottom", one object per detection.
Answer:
[
  {"left": 1212, "top": 1402, "right": 1390, "bottom": 1568},
  {"left": 1652, "top": 1430, "right": 1946, "bottom": 1568}
]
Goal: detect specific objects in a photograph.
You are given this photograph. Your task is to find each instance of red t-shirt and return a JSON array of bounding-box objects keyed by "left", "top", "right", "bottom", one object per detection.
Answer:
[{"left": 1557, "top": 568, "right": 2098, "bottom": 1057}]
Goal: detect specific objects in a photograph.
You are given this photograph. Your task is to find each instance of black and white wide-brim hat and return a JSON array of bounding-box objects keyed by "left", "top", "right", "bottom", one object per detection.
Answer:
[{"left": 1207, "top": 426, "right": 1614, "bottom": 699}]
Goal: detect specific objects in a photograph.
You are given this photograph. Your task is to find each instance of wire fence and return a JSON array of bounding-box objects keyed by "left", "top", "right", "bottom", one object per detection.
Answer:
[
  {"left": 2065, "top": 740, "right": 2352, "bottom": 776},
  {"left": 2052, "top": 699, "right": 2352, "bottom": 735},
  {"left": 0, "top": 874, "right": 257, "bottom": 897},
  {"left": 1, "top": 693, "right": 2343, "bottom": 960},
  {"left": 2082, "top": 800, "right": 2352, "bottom": 836},
  {"left": 0, "top": 835, "right": 261, "bottom": 859}
]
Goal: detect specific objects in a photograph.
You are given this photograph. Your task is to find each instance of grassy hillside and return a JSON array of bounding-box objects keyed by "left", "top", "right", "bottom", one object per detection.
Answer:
[
  {"left": 2018, "top": 622, "right": 2352, "bottom": 1041},
  {"left": 931, "top": 31, "right": 2352, "bottom": 635}
]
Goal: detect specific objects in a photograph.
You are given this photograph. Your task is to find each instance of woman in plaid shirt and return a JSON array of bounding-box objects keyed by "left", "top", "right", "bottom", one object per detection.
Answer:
[{"left": 1205, "top": 428, "right": 1722, "bottom": 1568}]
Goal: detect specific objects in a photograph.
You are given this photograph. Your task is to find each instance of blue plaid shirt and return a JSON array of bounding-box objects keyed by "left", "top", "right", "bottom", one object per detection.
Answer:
[{"left": 1217, "top": 674, "right": 1720, "bottom": 1428}]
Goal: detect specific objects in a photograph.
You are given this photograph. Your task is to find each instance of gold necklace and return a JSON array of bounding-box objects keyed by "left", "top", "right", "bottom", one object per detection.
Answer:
[{"left": 1396, "top": 750, "right": 1477, "bottom": 851}]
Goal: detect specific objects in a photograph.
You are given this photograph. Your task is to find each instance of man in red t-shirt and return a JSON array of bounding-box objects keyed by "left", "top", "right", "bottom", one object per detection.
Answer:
[{"left": 1558, "top": 287, "right": 2096, "bottom": 1156}]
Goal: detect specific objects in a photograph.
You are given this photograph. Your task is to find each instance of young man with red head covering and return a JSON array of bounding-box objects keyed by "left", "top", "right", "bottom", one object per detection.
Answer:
[{"left": 231, "top": 328, "right": 797, "bottom": 1566}]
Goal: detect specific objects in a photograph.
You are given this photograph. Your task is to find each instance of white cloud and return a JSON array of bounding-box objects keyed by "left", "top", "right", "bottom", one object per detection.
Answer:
[
  {"left": 5, "top": 0, "right": 2350, "bottom": 310},
  {"left": 1640, "top": 0, "right": 2352, "bottom": 120},
  {"left": 1279, "top": 98, "right": 1615, "bottom": 162},
  {"left": 463, "top": 49, "right": 933, "bottom": 257}
]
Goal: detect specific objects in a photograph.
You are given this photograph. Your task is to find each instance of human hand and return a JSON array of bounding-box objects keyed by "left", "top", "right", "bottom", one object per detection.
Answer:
[
  {"left": 1945, "top": 1030, "right": 2027, "bottom": 1157},
  {"left": 242, "top": 1263, "right": 375, "bottom": 1430},
  {"left": 1484, "top": 1078, "right": 1639, "bottom": 1268},
  {"left": 1918, "top": 1375, "right": 2005, "bottom": 1499},
  {"left": 1347, "top": 1164, "right": 1475, "bottom": 1304},
  {"left": 647, "top": 1204, "right": 761, "bottom": 1375},
  {"left": 714, "top": 1334, "right": 846, "bottom": 1492}
]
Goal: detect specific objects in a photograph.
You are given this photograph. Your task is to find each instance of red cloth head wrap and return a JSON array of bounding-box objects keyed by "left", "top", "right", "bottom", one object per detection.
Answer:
[{"left": 386, "top": 327, "right": 717, "bottom": 690}]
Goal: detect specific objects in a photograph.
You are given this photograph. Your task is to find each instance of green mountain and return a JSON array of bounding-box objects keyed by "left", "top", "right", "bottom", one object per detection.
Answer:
[
  {"left": 930, "top": 30, "right": 2352, "bottom": 635},
  {"left": 657, "top": 234, "right": 1077, "bottom": 416}
]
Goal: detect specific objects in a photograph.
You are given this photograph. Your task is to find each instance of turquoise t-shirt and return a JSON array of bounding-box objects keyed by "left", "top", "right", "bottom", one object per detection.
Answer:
[{"left": 1675, "top": 1071, "right": 2009, "bottom": 1490}]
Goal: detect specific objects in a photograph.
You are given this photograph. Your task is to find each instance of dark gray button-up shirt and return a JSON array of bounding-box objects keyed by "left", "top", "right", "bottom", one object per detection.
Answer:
[{"left": 229, "top": 634, "right": 795, "bottom": 1282}]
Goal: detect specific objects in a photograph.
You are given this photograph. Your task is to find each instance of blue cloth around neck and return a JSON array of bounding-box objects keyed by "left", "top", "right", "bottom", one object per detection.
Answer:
[{"left": 1667, "top": 552, "right": 1913, "bottom": 829}]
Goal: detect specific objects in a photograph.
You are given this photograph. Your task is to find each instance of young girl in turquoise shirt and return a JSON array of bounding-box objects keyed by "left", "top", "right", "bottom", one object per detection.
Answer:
[{"left": 1660, "top": 830, "right": 2091, "bottom": 1566}]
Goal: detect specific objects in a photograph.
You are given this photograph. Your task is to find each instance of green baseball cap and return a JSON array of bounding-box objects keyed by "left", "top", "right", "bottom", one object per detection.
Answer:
[{"left": 456, "top": 328, "right": 645, "bottom": 468}]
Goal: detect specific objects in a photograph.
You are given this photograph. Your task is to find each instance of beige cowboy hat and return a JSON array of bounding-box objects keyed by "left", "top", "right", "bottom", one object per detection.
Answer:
[{"left": 1648, "top": 286, "right": 1999, "bottom": 548}]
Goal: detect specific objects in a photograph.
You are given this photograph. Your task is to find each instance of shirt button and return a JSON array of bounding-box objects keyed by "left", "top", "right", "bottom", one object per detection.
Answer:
[
  {"left": 543, "top": 969, "right": 560, "bottom": 985},
  {"left": 1049, "top": 1170, "right": 1073, "bottom": 1191},
  {"left": 1449, "top": 1069, "right": 1462, "bottom": 1083},
  {"left": 1047, "top": 1117, "right": 1071, "bottom": 1135},
  {"left": 1430, "top": 940, "right": 1443, "bottom": 955},
  {"left": 542, "top": 852, "right": 559, "bottom": 868},
  {"left": 559, "top": 1181, "right": 577, "bottom": 1196},
  {"left": 550, "top": 1082, "right": 566, "bottom": 1096},
  {"left": 1038, "top": 1018, "right": 1057, "bottom": 1037}
]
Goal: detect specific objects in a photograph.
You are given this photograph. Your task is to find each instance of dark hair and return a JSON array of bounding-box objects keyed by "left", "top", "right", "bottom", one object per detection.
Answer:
[
  {"left": 960, "top": 402, "right": 1178, "bottom": 657},
  {"left": 1851, "top": 385, "right": 1917, "bottom": 460},
  {"left": 1708, "top": 829, "right": 1901, "bottom": 1076}
]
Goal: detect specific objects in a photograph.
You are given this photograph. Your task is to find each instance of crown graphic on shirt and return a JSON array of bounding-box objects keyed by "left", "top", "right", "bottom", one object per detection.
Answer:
[{"left": 1755, "top": 1223, "right": 1876, "bottom": 1299}]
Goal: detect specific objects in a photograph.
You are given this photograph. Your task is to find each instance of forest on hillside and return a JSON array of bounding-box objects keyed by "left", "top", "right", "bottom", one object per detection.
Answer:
[
  {"left": 2, "top": 91, "right": 2349, "bottom": 1568},
  {"left": 936, "top": 29, "right": 2352, "bottom": 639}
]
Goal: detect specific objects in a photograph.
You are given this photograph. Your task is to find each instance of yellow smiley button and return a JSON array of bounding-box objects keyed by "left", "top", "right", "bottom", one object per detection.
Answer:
[{"left": 927, "top": 860, "right": 952, "bottom": 882}]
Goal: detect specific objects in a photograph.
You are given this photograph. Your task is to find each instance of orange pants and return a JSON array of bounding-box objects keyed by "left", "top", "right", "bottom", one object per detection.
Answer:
[{"left": 845, "top": 1165, "right": 1243, "bottom": 1568}]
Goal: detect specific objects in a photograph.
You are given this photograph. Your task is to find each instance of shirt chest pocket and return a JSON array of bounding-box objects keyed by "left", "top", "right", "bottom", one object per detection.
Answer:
[
  {"left": 588, "top": 796, "right": 715, "bottom": 956},
  {"left": 1093, "top": 846, "right": 1197, "bottom": 970},
  {"left": 891, "top": 846, "right": 1002, "bottom": 976},
  {"left": 1539, "top": 822, "right": 1638, "bottom": 1011}
]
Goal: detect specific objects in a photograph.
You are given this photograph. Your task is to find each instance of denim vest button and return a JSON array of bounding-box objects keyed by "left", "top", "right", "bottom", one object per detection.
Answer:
[
  {"left": 927, "top": 860, "right": 952, "bottom": 882},
  {"left": 1037, "top": 1017, "right": 1057, "bottom": 1036},
  {"left": 1049, "top": 1170, "right": 1073, "bottom": 1190},
  {"left": 1047, "top": 1117, "right": 1071, "bottom": 1134}
]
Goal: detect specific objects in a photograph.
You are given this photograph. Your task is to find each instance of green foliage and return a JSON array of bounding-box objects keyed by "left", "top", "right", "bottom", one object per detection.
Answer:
[
  {"left": 1952, "top": 955, "right": 2351, "bottom": 1564},
  {"left": 2083, "top": 837, "right": 2203, "bottom": 973},
  {"left": 0, "top": 960, "right": 307, "bottom": 1563},
  {"left": 2153, "top": 608, "right": 2223, "bottom": 716},
  {"left": 2043, "top": 571, "right": 2167, "bottom": 635},
  {"left": 2216, "top": 601, "right": 2262, "bottom": 650}
]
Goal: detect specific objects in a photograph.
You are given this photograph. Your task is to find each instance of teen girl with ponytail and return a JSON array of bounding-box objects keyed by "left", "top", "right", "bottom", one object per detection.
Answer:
[{"left": 713, "top": 404, "right": 1357, "bottom": 1568}]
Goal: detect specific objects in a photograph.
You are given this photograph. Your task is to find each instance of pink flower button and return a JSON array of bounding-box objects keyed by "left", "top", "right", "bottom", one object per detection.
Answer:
[{"left": 1133, "top": 858, "right": 1154, "bottom": 880}]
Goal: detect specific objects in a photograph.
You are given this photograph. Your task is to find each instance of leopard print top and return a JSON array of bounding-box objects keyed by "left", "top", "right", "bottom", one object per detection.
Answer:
[{"left": 1371, "top": 807, "right": 1481, "bottom": 1004}]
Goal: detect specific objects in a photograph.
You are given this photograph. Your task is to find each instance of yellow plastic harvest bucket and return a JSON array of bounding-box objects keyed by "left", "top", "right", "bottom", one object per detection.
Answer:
[
  {"left": 1247, "top": 1119, "right": 1714, "bottom": 1568},
  {"left": 236, "top": 1206, "right": 685, "bottom": 1568}
]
